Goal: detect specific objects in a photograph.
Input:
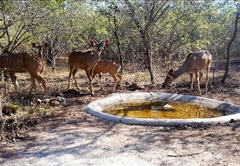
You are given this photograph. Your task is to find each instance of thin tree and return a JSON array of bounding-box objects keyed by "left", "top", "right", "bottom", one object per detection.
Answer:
[
  {"left": 124, "top": 0, "right": 171, "bottom": 84},
  {"left": 221, "top": 3, "right": 240, "bottom": 83},
  {"left": 104, "top": 4, "right": 124, "bottom": 74}
]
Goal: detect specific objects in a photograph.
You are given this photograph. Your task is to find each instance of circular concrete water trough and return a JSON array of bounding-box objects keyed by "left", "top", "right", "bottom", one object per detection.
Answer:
[{"left": 84, "top": 92, "right": 240, "bottom": 126}]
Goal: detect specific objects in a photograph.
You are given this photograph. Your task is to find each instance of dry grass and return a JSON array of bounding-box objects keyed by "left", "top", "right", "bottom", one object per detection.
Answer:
[
  {"left": 0, "top": 57, "right": 239, "bottom": 143},
  {"left": 1, "top": 57, "right": 240, "bottom": 166},
  {"left": 1, "top": 57, "right": 240, "bottom": 101}
]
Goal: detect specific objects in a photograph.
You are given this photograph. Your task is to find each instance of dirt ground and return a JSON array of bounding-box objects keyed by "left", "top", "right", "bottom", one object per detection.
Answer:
[{"left": 0, "top": 61, "right": 240, "bottom": 166}]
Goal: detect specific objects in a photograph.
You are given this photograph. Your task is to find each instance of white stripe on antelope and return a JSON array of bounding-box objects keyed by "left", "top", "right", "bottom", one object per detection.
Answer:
[{"left": 0, "top": 51, "right": 47, "bottom": 96}]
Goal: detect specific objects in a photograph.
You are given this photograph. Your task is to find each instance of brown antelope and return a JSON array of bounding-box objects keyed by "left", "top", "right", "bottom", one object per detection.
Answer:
[
  {"left": 162, "top": 50, "right": 212, "bottom": 95},
  {"left": 67, "top": 39, "right": 110, "bottom": 96},
  {"left": 0, "top": 51, "right": 47, "bottom": 95},
  {"left": 92, "top": 60, "right": 122, "bottom": 91}
]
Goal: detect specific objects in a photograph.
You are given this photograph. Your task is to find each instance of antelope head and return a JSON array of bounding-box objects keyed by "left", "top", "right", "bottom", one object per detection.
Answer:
[
  {"left": 88, "top": 39, "right": 110, "bottom": 53},
  {"left": 32, "top": 42, "right": 49, "bottom": 59},
  {"left": 162, "top": 69, "right": 176, "bottom": 88}
]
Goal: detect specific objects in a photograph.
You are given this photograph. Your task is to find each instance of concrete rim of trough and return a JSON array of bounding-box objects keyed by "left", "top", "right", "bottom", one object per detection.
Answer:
[{"left": 84, "top": 92, "right": 240, "bottom": 126}]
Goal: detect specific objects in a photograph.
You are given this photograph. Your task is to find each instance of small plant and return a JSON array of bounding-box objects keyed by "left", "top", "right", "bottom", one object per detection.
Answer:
[
  {"left": 8, "top": 103, "right": 20, "bottom": 110},
  {"left": 27, "top": 104, "right": 50, "bottom": 115},
  {"left": 28, "top": 109, "right": 34, "bottom": 114}
]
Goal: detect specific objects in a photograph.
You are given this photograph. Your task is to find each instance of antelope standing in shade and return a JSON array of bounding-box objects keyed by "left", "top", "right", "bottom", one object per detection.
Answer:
[
  {"left": 0, "top": 51, "right": 47, "bottom": 95},
  {"left": 92, "top": 60, "right": 122, "bottom": 91},
  {"left": 1, "top": 43, "right": 48, "bottom": 95},
  {"left": 3, "top": 43, "right": 48, "bottom": 91},
  {"left": 67, "top": 39, "right": 110, "bottom": 96},
  {"left": 162, "top": 50, "right": 212, "bottom": 95}
]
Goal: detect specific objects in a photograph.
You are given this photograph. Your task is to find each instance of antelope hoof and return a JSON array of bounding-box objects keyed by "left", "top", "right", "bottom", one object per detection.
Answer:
[{"left": 91, "top": 92, "right": 94, "bottom": 97}]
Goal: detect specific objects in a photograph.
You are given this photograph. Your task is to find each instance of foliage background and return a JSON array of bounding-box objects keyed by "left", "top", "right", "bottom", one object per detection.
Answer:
[{"left": 0, "top": 0, "right": 239, "bottom": 82}]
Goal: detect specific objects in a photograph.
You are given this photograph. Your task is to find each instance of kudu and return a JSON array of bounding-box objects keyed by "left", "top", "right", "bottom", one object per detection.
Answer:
[
  {"left": 67, "top": 39, "right": 110, "bottom": 96},
  {"left": 162, "top": 50, "right": 212, "bottom": 95},
  {"left": 0, "top": 43, "right": 47, "bottom": 95},
  {"left": 92, "top": 60, "right": 122, "bottom": 91}
]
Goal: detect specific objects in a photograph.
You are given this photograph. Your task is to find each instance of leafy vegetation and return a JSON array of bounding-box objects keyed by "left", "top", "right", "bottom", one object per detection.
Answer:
[{"left": 0, "top": 0, "right": 239, "bottom": 82}]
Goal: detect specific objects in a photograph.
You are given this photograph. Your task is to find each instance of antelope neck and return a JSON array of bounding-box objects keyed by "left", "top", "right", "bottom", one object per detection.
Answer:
[{"left": 174, "top": 63, "right": 188, "bottom": 78}]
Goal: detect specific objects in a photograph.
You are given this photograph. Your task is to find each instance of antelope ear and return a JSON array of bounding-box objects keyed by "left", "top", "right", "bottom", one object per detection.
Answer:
[
  {"left": 170, "top": 72, "right": 175, "bottom": 77},
  {"left": 89, "top": 40, "right": 95, "bottom": 46},
  {"left": 187, "top": 53, "right": 193, "bottom": 58},
  {"left": 104, "top": 40, "right": 110, "bottom": 46},
  {"left": 168, "top": 69, "right": 176, "bottom": 77},
  {"left": 168, "top": 69, "right": 173, "bottom": 74}
]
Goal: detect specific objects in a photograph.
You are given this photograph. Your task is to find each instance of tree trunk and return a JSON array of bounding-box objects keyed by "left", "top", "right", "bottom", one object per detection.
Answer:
[
  {"left": 144, "top": 45, "right": 154, "bottom": 84},
  {"left": 221, "top": 12, "right": 240, "bottom": 83},
  {"left": 112, "top": 8, "right": 123, "bottom": 74},
  {"left": 0, "top": 99, "right": 2, "bottom": 119},
  {"left": 114, "top": 31, "right": 123, "bottom": 74},
  {"left": 47, "top": 47, "right": 56, "bottom": 71},
  {"left": 148, "top": 53, "right": 154, "bottom": 84}
]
